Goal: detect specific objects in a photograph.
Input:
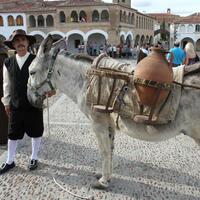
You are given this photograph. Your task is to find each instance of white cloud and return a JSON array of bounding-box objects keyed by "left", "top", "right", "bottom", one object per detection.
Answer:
[{"left": 133, "top": 0, "right": 152, "bottom": 7}]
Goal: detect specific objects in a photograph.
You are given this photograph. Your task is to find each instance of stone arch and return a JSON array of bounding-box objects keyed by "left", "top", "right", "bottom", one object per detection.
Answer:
[
  {"left": 145, "top": 35, "right": 149, "bottom": 43},
  {"left": 67, "top": 33, "right": 84, "bottom": 53},
  {"left": 29, "top": 31, "right": 46, "bottom": 39},
  {"left": 38, "top": 15, "right": 44, "bottom": 27},
  {"left": 187, "top": 24, "right": 193, "bottom": 32},
  {"left": 29, "top": 15, "right": 36, "bottom": 27},
  {"left": 0, "top": 16, "right": 3, "bottom": 26},
  {"left": 123, "top": 11, "right": 126, "bottom": 23},
  {"left": 92, "top": 10, "right": 99, "bottom": 22},
  {"left": 180, "top": 25, "right": 185, "bottom": 32},
  {"left": 140, "top": 35, "right": 145, "bottom": 45},
  {"left": 101, "top": 10, "right": 109, "bottom": 22},
  {"left": 71, "top": 11, "right": 78, "bottom": 22},
  {"left": 196, "top": 38, "right": 200, "bottom": 51},
  {"left": 120, "top": 31, "right": 126, "bottom": 45},
  {"left": 87, "top": 33, "right": 106, "bottom": 56},
  {"left": 66, "top": 30, "right": 86, "bottom": 41},
  {"left": 46, "top": 15, "right": 54, "bottom": 27},
  {"left": 126, "top": 31, "right": 133, "bottom": 41},
  {"left": 149, "top": 36, "right": 153, "bottom": 45},
  {"left": 50, "top": 31, "right": 65, "bottom": 39},
  {"left": 135, "top": 34, "right": 140, "bottom": 46},
  {"left": 181, "top": 37, "right": 194, "bottom": 49},
  {"left": 8, "top": 15, "right": 15, "bottom": 26},
  {"left": 126, "top": 35, "right": 132, "bottom": 47},
  {"left": 131, "top": 13, "right": 135, "bottom": 25},
  {"left": 16, "top": 15, "right": 23, "bottom": 26},
  {"left": 86, "top": 29, "right": 108, "bottom": 41},
  {"left": 59, "top": 11, "right": 66, "bottom": 23},
  {"left": 120, "top": 10, "right": 122, "bottom": 22},
  {"left": 79, "top": 10, "right": 87, "bottom": 22},
  {"left": 128, "top": 12, "right": 131, "bottom": 24}
]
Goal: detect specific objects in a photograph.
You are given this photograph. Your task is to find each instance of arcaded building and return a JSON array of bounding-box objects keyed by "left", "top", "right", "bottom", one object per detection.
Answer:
[{"left": 0, "top": 0, "right": 155, "bottom": 53}]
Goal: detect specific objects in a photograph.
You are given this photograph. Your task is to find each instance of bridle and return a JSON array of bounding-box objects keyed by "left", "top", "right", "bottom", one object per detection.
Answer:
[{"left": 28, "top": 49, "right": 60, "bottom": 100}]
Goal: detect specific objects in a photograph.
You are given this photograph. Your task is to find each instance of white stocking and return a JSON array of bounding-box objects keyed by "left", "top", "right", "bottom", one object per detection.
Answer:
[
  {"left": 31, "top": 137, "right": 42, "bottom": 160},
  {"left": 6, "top": 139, "right": 18, "bottom": 164}
]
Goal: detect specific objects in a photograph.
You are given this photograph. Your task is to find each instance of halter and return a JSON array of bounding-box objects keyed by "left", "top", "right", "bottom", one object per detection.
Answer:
[{"left": 28, "top": 49, "right": 59, "bottom": 100}]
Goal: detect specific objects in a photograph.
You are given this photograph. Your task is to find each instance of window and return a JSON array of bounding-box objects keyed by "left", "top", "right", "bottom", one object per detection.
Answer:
[
  {"left": 101, "top": 10, "right": 109, "bottom": 22},
  {"left": 16, "top": 15, "right": 23, "bottom": 26},
  {"left": 71, "top": 11, "right": 78, "bottom": 22},
  {"left": 0, "top": 16, "right": 3, "bottom": 26},
  {"left": 46, "top": 15, "right": 54, "bottom": 27},
  {"left": 92, "top": 10, "right": 99, "bottom": 22},
  {"left": 59, "top": 11, "right": 66, "bottom": 23},
  {"left": 29, "top": 15, "right": 36, "bottom": 27},
  {"left": 8, "top": 15, "right": 15, "bottom": 26},
  {"left": 195, "top": 24, "right": 200, "bottom": 32},
  {"left": 38, "top": 15, "right": 44, "bottom": 27}
]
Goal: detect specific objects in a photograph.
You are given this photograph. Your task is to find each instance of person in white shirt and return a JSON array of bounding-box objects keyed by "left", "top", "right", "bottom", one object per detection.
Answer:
[{"left": 0, "top": 29, "right": 55, "bottom": 175}]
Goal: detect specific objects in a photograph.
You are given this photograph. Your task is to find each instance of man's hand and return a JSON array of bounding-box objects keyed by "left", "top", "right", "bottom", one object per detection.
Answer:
[
  {"left": 4, "top": 105, "right": 10, "bottom": 117},
  {"left": 44, "top": 90, "right": 56, "bottom": 97}
]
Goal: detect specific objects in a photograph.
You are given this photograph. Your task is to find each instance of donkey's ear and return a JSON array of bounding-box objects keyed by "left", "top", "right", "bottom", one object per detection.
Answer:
[
  {"left": 37, "top": 34, "right": 54, "bottom": 56},
  {"left": 52, "top": 37, "right": 67, "bottom": 51}
]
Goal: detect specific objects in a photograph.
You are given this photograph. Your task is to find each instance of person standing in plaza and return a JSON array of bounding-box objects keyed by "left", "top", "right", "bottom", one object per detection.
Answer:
[
  {"left": 167, "top": 41, "right": 186, "bottom": 67},
  {"left": 184, "top": 42, "right": 199, "bottom": 65},
  {"left": 0, "top": 29, "right": 45, "bottom": 174},
  {"left": 0, "top": 40, "right": 8, "bottom": 145}
]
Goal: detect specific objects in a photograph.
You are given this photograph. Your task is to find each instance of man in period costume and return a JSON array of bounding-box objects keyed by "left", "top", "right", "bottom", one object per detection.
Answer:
[{"left": 0, "top": 29, "right": 44, "bottom": 174}]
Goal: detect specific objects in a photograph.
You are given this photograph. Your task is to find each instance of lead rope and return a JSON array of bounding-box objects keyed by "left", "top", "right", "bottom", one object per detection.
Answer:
[{"left": 45, "top": 95, "right": 94, "bottom": 200}]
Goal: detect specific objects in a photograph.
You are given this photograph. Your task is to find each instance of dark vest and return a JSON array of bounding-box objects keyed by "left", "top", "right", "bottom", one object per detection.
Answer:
[{"left": 4, "top": 54, "right": 36, "bottom": 109}]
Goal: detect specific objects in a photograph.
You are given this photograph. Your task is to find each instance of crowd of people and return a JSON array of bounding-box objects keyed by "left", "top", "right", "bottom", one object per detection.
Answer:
[
  {"left": 86, "top": 42, "right": 138, "bottom": 59},
  {"left": 136, "top": 41, "right": 199, "bottom": 67}
]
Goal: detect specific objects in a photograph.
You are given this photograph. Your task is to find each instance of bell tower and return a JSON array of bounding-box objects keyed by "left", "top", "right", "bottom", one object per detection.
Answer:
[{"left": 113, "top": 0, "right": 131, "bottom": 8}]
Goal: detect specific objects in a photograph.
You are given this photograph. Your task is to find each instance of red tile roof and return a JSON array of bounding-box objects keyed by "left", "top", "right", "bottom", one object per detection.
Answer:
[
  {"left": 148, "top": 13, "right": 181, "bottom": 23},
  {"left": 175, "top": 13, "right": 200, "bottom": 24}
]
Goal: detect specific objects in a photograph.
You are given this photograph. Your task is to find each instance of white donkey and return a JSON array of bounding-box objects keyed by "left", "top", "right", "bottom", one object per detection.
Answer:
[{"left": 27, "top": 35, "right": 200, "bottom": 189}]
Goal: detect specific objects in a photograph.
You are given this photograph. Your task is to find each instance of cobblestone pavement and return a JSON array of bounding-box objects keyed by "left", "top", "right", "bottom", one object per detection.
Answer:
[{"left": 1, "top": 59, "right": 200, "bottom": 200}]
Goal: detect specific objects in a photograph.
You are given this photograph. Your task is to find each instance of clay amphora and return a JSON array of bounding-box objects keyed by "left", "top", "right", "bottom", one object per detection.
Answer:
[{"left": 134, "top": 47, "right": 173, "bottom": 107}]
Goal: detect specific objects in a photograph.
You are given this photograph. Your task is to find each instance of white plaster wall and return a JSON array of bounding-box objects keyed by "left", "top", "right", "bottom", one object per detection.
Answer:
[{"left": 0, "top": 13, "right": 26, "bottom": 39}]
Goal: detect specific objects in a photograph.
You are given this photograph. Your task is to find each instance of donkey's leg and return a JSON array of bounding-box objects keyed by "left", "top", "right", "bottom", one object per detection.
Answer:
[{"left": 91, "top": 113, "right": 115, "bottom": 189}]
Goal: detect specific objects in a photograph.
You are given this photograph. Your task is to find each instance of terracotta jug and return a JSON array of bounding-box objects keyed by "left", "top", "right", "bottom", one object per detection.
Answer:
[{"left": 134, "top": 47, "right": 173, "bottom": 107}]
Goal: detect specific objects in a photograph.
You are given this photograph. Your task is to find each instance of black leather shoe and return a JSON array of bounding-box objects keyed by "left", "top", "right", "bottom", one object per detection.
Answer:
[
  {"left": 28, "top": 159, "right": 38, "bottom": 171},
  {"left": 0, "top": 162, "right": 15, "bottom": 175}
]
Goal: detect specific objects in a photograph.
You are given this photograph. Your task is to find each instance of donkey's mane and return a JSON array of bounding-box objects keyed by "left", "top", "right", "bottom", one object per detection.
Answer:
[{"left": 60, "top": 50, "right": 94, "bottom": 64}]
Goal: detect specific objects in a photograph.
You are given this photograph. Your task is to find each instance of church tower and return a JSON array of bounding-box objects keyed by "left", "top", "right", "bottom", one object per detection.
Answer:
[{"left": 113, "top": 0, "right": 131, "bottom": 8}]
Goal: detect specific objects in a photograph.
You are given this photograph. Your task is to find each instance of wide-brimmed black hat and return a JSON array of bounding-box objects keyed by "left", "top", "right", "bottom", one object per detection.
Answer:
[{"left": 4, "top": 29, "right": 36, "bottom": 50}]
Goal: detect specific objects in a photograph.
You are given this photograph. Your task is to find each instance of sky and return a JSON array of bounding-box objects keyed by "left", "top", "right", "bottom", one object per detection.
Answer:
[{"left": 103, "top": 0, "right": 200, "bottom": 16}]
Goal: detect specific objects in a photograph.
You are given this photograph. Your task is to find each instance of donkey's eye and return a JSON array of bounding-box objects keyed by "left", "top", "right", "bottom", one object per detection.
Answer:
[{"left": 30, "top": 71, "right": 36, "bottom": 76}]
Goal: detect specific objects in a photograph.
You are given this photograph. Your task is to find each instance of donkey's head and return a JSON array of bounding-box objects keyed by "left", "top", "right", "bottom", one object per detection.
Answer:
[{"left": 27, "top": 34, "right": 65, "bottom": 108}]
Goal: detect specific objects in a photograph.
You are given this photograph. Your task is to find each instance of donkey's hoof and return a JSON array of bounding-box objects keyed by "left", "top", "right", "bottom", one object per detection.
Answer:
[
  {"left": 94, "top": 173, "right": 102, "bottom": 180},
  {"left": 91, "top": 181, "right": 108, "bottom": 190}
]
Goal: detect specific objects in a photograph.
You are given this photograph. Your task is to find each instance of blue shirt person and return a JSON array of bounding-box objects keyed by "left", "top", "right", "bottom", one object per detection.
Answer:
[{"left": 167, "top": 42, "right": 186, "bottom": 67}]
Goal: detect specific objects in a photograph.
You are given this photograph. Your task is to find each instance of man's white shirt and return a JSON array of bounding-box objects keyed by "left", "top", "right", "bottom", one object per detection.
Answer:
[{"left": 1, "top": 52, "right": 30, "bottom": 106}]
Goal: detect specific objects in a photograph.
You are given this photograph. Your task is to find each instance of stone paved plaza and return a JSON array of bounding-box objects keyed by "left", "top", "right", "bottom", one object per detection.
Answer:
[{"left": 0, "top": 92, "right": 200, "bottom": 200}]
